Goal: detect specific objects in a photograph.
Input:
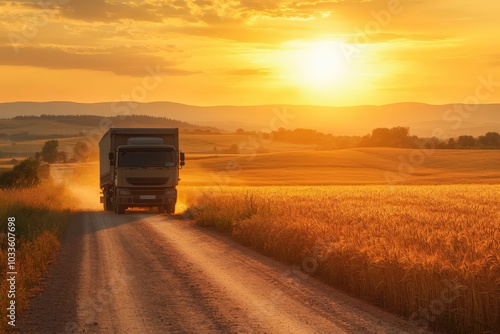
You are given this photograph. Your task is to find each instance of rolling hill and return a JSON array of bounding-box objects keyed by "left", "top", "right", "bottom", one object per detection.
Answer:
[
  {"left": 1, "top": 101, "right": 499, "bottom": 137},
  {"left": 65, "top": 148, "right": 500, "bottom": 187},
  {"left": 181, "top": 148, "right": 500, "bottom": 186},
  {"left": 0, "top": 115, "right": 313, "bottom": 163}
]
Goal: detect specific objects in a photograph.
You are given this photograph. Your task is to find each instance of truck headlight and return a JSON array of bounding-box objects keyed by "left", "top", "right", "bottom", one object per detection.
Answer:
[
  {"left": 164, "top": 189, "right": 176, "bottom": 195},
  {"left": 119, "top": 189, "right": 131, "bottom": 196}
]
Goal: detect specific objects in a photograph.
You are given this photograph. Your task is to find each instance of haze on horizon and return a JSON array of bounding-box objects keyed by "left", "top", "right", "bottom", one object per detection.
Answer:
[{"left": 1, "top": 0, "right": 500, "bottom": 107}]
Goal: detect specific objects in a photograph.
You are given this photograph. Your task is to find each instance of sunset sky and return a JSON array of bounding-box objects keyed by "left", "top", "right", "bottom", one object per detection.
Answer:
[{"left": 1, "top": 0, "right": 500, "bottom": 106}]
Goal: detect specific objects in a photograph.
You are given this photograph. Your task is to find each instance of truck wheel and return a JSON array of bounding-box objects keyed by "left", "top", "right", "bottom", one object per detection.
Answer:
[
  {"left": 166, "top": 204, "right": 175, "bottom": 214},
  {"left": 104, "top": 189, "right": 113, "bottom": 212},
  {"left": 106, "top": 198, "right": 114, "bottom": 212},
  {"left": 115, "top": 204, "right": 126, "bottom": 214},
  {"left": 102, "top": 188, "right": 114, "bottom": 211}
]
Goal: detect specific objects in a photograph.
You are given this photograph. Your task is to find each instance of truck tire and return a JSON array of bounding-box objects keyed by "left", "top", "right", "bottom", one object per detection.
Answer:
[
  {"left": 103, "top": 189, "right": 113, "bottom": 212},
  {"left": 166, "top": 204, "right": 175, "bottom": 214},
  {"left": 106, "top": 199, "right": 114, "bottom": 212},
  {"left": 115, "top": 204, "right": 126, "bottom": 214}
]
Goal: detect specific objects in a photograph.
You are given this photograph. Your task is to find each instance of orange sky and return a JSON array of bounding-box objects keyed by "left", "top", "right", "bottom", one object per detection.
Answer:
[{"left": 1, "top": 0, "right": 500, "bottom": 106}]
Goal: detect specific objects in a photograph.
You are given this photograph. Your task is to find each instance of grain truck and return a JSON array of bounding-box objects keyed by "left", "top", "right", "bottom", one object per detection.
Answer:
[{"left": 99, "top": 128, "right": 185, "bottom": 214}]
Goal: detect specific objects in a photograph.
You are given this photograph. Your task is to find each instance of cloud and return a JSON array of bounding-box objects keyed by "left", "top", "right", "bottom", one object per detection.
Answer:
[
  {"left": 0, "top": 45, "right": 198, "bottom": 76},
  {"left": 5, "top": 0, "right": 388, "bottom": 24},
  {"left": 14, "top": 0, "right": 193, "bottom": 23},
  {"left": 60, "top": 0, "right": 163, "bottom": 22},
  {"left": 2, "top": 0, "right": 467, "bottom": 46}
]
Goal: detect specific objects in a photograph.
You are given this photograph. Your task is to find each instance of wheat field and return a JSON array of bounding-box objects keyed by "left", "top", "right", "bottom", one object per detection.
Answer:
[
  {"left": 180, "top": 184, "right": 500, "bottom": 334},
  {"left": 0, "top": 185, "right": 72, "bottom": 332}
]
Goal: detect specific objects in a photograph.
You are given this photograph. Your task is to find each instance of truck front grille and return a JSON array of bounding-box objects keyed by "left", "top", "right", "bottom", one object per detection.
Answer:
[{"left": 126, "top": 177, "right": 169, "bottom": 186}]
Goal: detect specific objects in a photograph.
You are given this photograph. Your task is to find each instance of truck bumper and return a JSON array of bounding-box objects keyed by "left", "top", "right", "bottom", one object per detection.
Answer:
[{"left": 116, "top": 188, "right": 177, "bottom": 207}]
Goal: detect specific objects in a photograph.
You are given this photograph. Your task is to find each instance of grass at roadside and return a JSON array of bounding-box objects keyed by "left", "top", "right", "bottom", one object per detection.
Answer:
[
  {"left": 0, "top": 184, "right": 72, "bottom": 332},
  {"left": 181, "top": 185, "right": 500, "bottom": 334}
]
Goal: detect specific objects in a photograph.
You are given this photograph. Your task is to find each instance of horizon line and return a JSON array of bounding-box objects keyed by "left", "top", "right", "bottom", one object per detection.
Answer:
[{"left": 1, "top": 100, "right": 500, "bottom": 108}]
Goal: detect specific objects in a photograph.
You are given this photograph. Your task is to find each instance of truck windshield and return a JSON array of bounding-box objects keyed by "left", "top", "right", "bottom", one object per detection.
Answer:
[{"left": 118, "top": 150, "right": 175, "bottom": 167}]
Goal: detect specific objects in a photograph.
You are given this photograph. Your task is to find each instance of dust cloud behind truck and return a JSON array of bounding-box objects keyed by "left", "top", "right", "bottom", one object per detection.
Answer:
[{"left": 99, "top": 128, "right": 185, "bottom": 214}]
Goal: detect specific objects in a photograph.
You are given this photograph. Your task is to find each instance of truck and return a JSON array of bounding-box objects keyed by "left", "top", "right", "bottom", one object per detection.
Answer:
[{"left": 99, "top": 128, "right": 185, "bottom": 214}]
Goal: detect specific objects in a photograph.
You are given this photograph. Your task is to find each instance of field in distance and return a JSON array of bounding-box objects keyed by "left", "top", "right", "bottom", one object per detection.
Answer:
[
  {"left": 0, "top": 115, "right": 312, "bottom": 168},
  {"left": 49, "top": 147, "right": 500, "bottom": 188},
  {"left": 1, "top": 115, "right": 499, "bottom": 185},
  {"left": 182, "top": 148, "right": 500, "bottom": 186}
]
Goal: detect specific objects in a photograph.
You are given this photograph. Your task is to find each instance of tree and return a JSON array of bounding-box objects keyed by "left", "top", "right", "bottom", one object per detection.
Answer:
[
  {"left": 222, "top": 144, "right": 240, "bottom": 154},
  {"left": 228, "top": 144, "right": 239, "bottom": 154},
  {"left": 478, "top": 132, "right": 500, "bottom": 148},
  {"left": 457, "top": 135, "right": 475, "bottom": 148},
  {"left": 370, "top": 128, "right": 391, "bottom": 146},
  {"left": 41, "top": 140, "right": 59, "bottom": 163},
  {"left": 390, "top": 126, "right": 410, "bottom": 147},
  {"left": 0, "top": 157, "right": 40, "bottom": 189},
  {"left": 364, "top": 127, "right": 410, "bottom": 147}
]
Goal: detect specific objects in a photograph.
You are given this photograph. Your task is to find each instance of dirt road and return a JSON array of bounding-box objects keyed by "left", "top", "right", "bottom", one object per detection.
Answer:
[{"left": 17, "top": 211, "right": 429, "bottom": 333}]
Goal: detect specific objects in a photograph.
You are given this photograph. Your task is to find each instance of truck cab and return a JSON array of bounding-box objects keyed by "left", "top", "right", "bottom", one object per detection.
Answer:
[{"left": 100, "top": 129, "right": 185, "bottom": 214}]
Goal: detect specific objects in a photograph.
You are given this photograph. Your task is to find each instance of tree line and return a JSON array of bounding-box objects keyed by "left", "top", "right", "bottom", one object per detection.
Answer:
[
  {"left": 268, "top": 127, "right": 500, "bottom": 150},
  {"left": 11, "top": 114, "right": 216, "bottom": 130}
]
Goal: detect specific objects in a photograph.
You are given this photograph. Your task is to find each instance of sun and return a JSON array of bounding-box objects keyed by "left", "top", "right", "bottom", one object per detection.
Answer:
[
  {"left": 295, "top": 41, "right": 349, "bottom": 88},
  {"left": 261, "top": 39, "right": 358, "bottom": 102}
]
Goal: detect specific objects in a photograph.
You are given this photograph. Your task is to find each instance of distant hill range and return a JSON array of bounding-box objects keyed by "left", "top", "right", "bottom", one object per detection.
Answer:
[
  {"left": 0, "top": 101, "right": 499, "bottom": 137},
  {"left": 0, "top": 114, "right": 219, "bottom": 141}
]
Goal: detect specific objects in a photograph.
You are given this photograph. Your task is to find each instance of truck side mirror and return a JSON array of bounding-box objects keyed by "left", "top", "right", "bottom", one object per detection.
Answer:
[{"left": 180, "top": 152, "right": 185, "bottom": 167}]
